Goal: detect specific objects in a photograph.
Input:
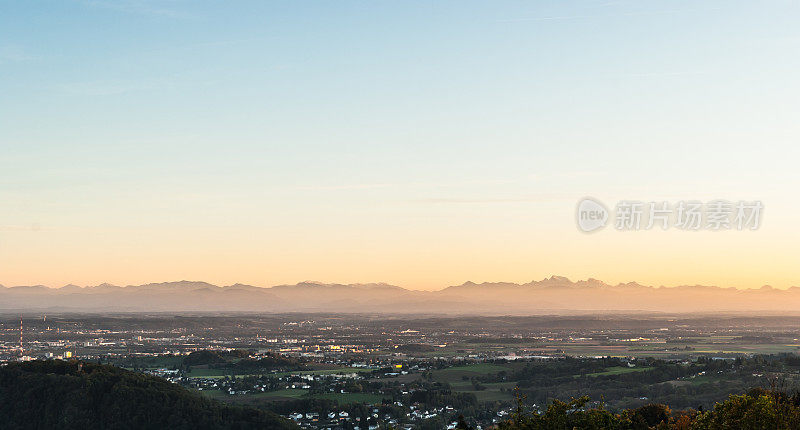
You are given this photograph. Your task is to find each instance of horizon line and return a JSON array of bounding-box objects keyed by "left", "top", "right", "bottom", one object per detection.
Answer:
[{"left": 2, "top": 277, "right": 795, "bottom": 292}]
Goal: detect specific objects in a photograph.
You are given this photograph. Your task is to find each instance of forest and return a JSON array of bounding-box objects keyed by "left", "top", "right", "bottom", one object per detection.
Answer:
[
  {"left": 0, "top": 360, "right": 295, "bottom": 430},
  {"left": 497, "top": 387, "right": 800, "bottom": 429}
]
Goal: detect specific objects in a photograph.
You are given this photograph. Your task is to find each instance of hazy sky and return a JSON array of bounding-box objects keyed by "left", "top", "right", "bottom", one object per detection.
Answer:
[{"left": 2, "top": 0, "right": 799, "bottom": 290}]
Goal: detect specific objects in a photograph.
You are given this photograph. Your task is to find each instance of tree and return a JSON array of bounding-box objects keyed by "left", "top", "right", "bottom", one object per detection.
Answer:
[{"left": 456, "top": 414, "right": 473, "bottom": 429}]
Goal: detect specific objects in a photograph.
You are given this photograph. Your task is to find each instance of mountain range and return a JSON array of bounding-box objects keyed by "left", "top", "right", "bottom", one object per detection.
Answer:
[{"left": 1, "top": 277, "right": 799, "bottom": 314}]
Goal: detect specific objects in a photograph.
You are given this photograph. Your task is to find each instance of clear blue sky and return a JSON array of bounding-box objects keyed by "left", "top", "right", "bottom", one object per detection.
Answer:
[{"left": 1, "top": 1, "right": 799, "bottom": 289}]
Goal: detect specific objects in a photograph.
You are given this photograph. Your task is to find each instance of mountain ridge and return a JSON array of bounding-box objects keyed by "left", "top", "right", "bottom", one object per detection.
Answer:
[
  {"left": 1, "top": 277, "right": 798, "bottom": 313},
  {"left": 0, "top": 276, "right": 790, "bottom": 292}
]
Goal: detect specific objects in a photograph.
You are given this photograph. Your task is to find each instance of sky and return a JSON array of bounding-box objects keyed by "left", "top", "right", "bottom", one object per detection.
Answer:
[{"left": 1, "top": 0, "right": 799, "bottom": 290}]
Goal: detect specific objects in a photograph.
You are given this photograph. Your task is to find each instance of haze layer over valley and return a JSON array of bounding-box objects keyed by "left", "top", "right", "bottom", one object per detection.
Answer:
[{"left": 2, "top": 277, "right": 798, "bottom": 314}]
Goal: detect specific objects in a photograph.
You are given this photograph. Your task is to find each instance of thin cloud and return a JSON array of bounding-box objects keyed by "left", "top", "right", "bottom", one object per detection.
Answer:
[
  {"left": 294, "top": 183, "right": 394, "bottom": 191},
  {"left": 418, "top": 193, "right": 572, "bottom": 204},
  {"left": 294, "top": 178, "right": 518, "bottom": 192},
  {"left": 414, "top": 178, "right": 517, "bottom": 188},
  {"left": 0, "top": 224, "right": 43, "bottom": 232},
  {"left": 78, "top": 0, "right": 193, "bottom": 19},
  {"left": 497, "top": 7, "right": 721, "bottom": 23},
  {"left": 0, "top": 44, "right": 37, "bottom": 64},
  {"left": 619, "top": 71, "right": 710, "bottom": 78},
  {"left": 59, "top": 79, "right": 166, "bottom": 96},
  {"left": 497, "top": 15, "right": 594, "bottom": 23}
]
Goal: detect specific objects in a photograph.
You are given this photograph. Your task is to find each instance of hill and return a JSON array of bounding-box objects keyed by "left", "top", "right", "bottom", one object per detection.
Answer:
[
  {"left": 0, "top": 360, "right": 295, "bottom": 430},
  {"left": 183, "top": 350, "right": 307, "bottom": 372}
]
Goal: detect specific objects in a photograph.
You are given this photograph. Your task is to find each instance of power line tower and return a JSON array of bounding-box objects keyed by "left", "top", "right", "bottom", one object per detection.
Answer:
[{"left": 19, "top": 316, "right": 23, "bottom": 355}]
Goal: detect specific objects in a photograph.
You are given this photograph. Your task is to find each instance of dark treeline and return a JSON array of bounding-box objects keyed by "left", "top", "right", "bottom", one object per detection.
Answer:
[
  {"left": 0, "top": 360, "right": 295, "bottom": 430},
  {"left": 497, "top": 388, "right": 800, "bottom": 429}
]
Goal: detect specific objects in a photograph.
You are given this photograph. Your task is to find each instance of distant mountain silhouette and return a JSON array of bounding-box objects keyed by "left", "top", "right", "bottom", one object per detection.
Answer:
[{"left": 1, "top": 277, "right": 799, "bottom": 314}]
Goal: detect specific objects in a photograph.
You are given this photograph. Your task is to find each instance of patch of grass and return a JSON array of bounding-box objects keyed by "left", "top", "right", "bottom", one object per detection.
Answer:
[
  {"left": 272, "top": 367, "right": 373, "bottom": 377},
  {"left": 199, "top": 389, "right": 226, "bottom": 398},
  {"left": 432, "top": 363, "right": 511, "bottom": 383},
  {"left": 187, "top": 369, "right": 268, "bottom": 379},
  {"left": 449, "top": 380, "right": 518, "bottom": 403},
  {"left": 187, "top": 368, "right": 230, "bottom": 377},
  {"left": 297, "top": 368, "right": 373, "bottom": 375},
  {"left": 467, "top": 389, "right": 515, "bottom": 402},
  {"left": 234, "top": 390, "right": 384, "bottom": 404},
  {"left": 583, "top": 366, "right": 649, "bottom": 377},
  {"left": 252, "top": 389, "right": 308, "bottom": 399},
  {"left": 215, "top": 388, "right": 385, "bottom": 405},
  {"left": 310, "top": 392, "right": 384, "bottom": 404}
]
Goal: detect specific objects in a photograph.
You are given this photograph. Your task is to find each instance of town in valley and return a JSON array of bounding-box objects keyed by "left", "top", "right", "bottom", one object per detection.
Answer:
[{"left": 3, "top": 313, "right": 800, "bottom": 429}]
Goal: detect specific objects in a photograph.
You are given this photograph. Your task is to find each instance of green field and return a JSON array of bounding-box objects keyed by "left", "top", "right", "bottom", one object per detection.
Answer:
[
  {"left": 431, "top": 363, "right": 511, "bottom": 382},
  {"left": 432, "top": 364, "right": 517, "bottom": 404},
  {"left": 451, "top": 381, "right": 517, "bottom": 402},
  {"left": 464, "top": 389, "right": 515, "bottom": 402},
  {"left": 311, "top": 392, "right": 384, "bottom": 403},
  {"left": 187, "top": 368, "right": 231, "bottom": 378},
  {"left": 583, "top": 366, "right": 650, "bottom": 377},
  {"left": 204, "top": 388, "right": 383, "bottom": 404},
  {"left": 251, "top": 389, "right": 308, "bottom": 399},
  {"left": 143, "top": 355, "right": 185, "bottom": 368},
  {"left": 282, "top": 367, "right": 374, "bottom": 376},
  {"left": 199, "top": 389, "right": 226, "bottom": 398},
  {"left": 426, "top": 337, "right": 800, "bottom": 360},
  {"left": 187, "top": 366, "right": 374, "bottom": 379},
  {"left": 187, "top": 369, "right": 268, "bottom": 378}
]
